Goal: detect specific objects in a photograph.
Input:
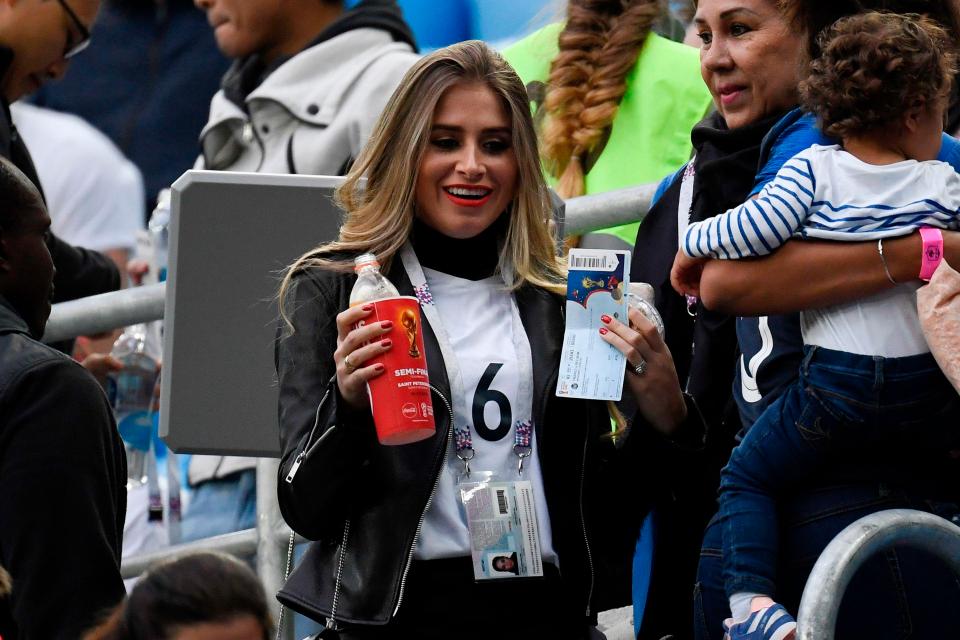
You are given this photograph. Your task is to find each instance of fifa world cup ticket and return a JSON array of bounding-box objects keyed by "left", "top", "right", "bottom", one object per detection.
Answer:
[{"left": 556, "top": 249, "right": 630, "bottom": 401}]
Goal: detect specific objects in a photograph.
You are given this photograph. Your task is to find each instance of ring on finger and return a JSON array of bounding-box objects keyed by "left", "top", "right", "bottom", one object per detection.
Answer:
[
  {"left": 628, "top": 358, "right": 647, "bottom": 377},
  {"left": 344, "top": 354, "right": 356, "bottom": 372}
]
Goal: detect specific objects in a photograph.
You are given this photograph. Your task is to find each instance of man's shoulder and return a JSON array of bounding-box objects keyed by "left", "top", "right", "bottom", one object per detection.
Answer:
[
  {"left": 0, "top": 333, "right": 95, "bottom": 403},
  {"left": 285, "top": 28, "right": 416, "bottom": 84},
  {"left": 0, "top": 332, "right": 69, "bottom": 376},
  {"left": 252, "top": 29, "right": 417, "bottom": 120}
]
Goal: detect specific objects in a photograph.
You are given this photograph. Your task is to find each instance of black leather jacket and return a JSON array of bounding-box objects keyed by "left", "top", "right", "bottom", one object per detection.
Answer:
[{"left": 275, "top": 259, "right": 645, "bottom": 628}]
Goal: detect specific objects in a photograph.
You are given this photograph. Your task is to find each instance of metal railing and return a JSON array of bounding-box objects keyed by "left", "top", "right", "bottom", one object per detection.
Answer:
[
  {"left": 44, "top": 282, "right": 167, "bottom": 344},
  {"left": 796, "top": 509, "right": 960, "bottom": 639}
]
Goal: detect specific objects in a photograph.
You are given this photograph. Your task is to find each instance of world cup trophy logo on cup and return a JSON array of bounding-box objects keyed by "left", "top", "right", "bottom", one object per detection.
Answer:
[{"left": 401, "top": 308, "right": 421, "bottom": 358}]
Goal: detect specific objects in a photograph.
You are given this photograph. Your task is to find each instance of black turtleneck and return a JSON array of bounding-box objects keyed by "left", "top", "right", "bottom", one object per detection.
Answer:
[{"left": 409, "top": 214, "right": 507, "bottom": 281}]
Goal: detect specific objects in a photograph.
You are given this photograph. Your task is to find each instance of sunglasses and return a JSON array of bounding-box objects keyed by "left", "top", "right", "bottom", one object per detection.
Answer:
[{"left": 56, "top": 0, "right": 91, "bottom": 59}]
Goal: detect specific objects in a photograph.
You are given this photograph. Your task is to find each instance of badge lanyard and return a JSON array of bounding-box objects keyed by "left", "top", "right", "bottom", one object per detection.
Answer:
[
  {"left": 399, "top": 243, "right": 534, "bottom": 477},
  {"left": 677, "top": 158, "right": 699, "bottom": 316}
]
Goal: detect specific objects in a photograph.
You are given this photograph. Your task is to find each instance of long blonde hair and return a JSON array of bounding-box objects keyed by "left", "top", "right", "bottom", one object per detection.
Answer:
[
  {"left": 279, "top": 40, "right": 564, "bottom": 323},
  {"left": 540, "top": 0, "right": 662, "bottom": 198}
]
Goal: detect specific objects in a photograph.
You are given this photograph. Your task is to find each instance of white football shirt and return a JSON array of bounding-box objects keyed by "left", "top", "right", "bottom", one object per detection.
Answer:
[{"left": 414, "top": 268, "right": 557, "bottom": 565}]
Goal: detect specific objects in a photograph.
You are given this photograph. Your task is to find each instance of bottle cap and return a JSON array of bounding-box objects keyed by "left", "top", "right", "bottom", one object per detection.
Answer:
[{"left": 354, "top": 253, "right": 380, "bottom": 272}]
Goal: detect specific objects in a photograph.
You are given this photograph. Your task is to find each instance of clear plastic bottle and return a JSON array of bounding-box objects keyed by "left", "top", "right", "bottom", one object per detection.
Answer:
[
  {"left": 350, "top": 253, "right": 399, "bottom": 305},
  {"left": 107, "top": 324, "right": 161, "bottom": 487},
  {"left": 148, "top": 189, "right": 170, "bottom": 283},
  {"left": 626, "top": 282, "right": 665, "bottom": 339}
]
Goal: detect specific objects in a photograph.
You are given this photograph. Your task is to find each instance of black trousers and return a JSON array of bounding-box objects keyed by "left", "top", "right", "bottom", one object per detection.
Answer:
[{"left": 334, "top": 557, "right": 592, "bottom": 640}]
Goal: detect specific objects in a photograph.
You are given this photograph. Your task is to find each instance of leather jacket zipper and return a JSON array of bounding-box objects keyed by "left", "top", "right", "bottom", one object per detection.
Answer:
[
  {"left": 325, "top": 518, "right": 351, "bottom": 632},
  {"left": 393, "top": 383, "right": 454, "bottom": 617},
  {"left": 579, "top": 425, "right": 595, "bottom": 617},
  {"left": 284, "top": 381, "right": 334, "bottom": 484}
]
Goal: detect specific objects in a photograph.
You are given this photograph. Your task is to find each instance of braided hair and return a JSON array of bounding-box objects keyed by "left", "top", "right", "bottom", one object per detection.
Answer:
[{"left": 540, "top": 0, "right": 662, "bottom": 198}]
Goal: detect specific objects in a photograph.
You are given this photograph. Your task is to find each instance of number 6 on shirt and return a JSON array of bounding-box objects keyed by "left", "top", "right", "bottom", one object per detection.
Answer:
[{"left": 473, "top": 363, "right": 512, "bottom": 441}]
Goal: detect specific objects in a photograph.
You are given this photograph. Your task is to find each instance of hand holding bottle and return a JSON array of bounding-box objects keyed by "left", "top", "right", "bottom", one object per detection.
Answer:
[
  {"left": 81, "top": 352, "right": 124, "bottom": 385},
  {"left": 334, "top": 303, "right": 393, "bottom": 409},
  {"left": 338, "top": 253, "right": 434, "bottom": 445}
]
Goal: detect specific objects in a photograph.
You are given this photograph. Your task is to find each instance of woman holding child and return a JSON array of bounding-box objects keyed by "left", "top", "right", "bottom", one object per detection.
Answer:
[
  {"left": 677, "top": 12, "right": 960, "bottom": 638},
  {"left": 630, "top": 0, "right": 960, "bottom": 638},
  {"left": 273, "top": 41, "right": 693, "bottom": 638}
]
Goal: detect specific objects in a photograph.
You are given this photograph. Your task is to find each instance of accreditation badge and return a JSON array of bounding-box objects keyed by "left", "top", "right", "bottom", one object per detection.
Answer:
[{"left": 459, "top": 472, "right": 544, "bottom": 580}]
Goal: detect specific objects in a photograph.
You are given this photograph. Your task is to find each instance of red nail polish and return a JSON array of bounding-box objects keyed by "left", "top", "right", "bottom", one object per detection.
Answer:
[
  {"left": 381, "top": 339, "right": 392, "bottom": 347},
  {"left": 362, "top": 304, "right": 374, "bottom": 311},
  {"left": 600, "top": 315, "right": 611, "bottom": 324},
  {"left": 381, "top": 321, "right": 393, "bottom": 329},
  {"left": 599, "top": 327, "right": 608, "bottom": 335},
  {"left": 374, "top": 363, "right": 385, "bottom": 372}
]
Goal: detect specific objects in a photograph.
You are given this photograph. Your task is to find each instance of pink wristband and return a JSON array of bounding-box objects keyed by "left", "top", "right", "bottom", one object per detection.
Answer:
[{"left": 919, "top": 227, "right": 944, "bottom": 281}]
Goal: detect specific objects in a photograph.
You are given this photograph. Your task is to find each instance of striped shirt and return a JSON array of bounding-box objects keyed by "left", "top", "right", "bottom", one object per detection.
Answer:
[{"left": 682, "top": 144, "right": 960, "bottom": 259}]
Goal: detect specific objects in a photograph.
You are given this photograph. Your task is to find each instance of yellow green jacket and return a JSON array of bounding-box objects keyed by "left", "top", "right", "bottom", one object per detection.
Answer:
[{"left": 503, "top": 25, "right": 712, "bottom": 247}]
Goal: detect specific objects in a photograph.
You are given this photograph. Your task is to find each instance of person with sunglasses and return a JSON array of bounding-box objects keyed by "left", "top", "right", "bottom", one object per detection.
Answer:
[{"left": 0, "top": 0, "right": 121, "bottom": 311}]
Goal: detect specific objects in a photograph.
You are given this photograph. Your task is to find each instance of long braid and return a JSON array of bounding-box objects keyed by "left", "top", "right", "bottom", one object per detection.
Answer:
[
  {"left": 541, "top": 1, "right": 609, "bottom": 196},
  {"left": 541, "top": 0, "right": 662, "bottom": 198}
]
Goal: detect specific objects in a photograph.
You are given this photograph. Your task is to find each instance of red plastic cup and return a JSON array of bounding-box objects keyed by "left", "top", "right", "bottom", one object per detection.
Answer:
[{"left": 361, "top": 296, "right": 435, "bottom": 445}]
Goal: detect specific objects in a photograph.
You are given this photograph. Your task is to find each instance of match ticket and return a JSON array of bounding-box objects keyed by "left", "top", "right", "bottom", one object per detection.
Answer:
[{"left": 556, "top": 249, "right": 630, "bottom": 401}]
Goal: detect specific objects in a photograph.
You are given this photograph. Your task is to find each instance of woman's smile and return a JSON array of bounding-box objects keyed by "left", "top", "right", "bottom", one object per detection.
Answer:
[{"left": 442, "top": 184, "right": 494, "bottom": 207}]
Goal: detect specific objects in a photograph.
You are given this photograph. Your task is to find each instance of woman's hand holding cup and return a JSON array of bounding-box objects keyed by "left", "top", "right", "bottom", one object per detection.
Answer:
[{"left": 334, "top": 304, "right": 393, "bottom": 409}]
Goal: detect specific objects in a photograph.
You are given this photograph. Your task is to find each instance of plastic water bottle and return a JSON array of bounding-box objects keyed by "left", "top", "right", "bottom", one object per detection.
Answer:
[
  {"left": 148, "top": 189, "right": 170, "bottom": 283},
  {"left": 626, "top": 282, "right": 665, "bottom": 339},
  {"left": 350, "top": 253, "right": 399, "bottom": 305},
  {"left": 107, "top": 324, "right": 160, "bottom": 487}
]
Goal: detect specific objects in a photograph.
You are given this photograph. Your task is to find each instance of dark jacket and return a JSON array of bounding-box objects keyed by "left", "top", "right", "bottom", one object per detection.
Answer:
[
  {"left": 1, "top": 48, "right": 120, "bottom": 304},
  {"left": 0, "top": 296, "right": 126, "bottom": 639},
  {"left": 275, "top": 259, "right": 646, "bottom": 628}
]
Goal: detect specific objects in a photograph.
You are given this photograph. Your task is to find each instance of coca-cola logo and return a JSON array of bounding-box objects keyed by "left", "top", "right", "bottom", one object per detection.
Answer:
[{"left": 402, "top": 403, "right": 418, "bottom": 419}]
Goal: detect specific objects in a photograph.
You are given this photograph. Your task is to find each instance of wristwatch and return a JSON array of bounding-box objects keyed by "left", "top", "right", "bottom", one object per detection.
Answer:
[{"left": 919, "top": 227, "right": 944, "bottom": 281}]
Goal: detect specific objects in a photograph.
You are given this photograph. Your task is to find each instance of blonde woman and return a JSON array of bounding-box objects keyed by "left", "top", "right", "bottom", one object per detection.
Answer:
[
  {"left": 503, "top": 0, "right": 712, "bottom": 250},
  {"left": 273, "top": 41, "right": 692, "bottom": 638}
]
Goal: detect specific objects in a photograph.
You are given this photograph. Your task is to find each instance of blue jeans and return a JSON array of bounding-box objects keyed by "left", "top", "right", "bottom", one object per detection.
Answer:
[
  {"left": 180, "top": 469, "right": 257, "bottom": 542},
  {"left": 719, "top": 346, "right": 960, "bottom": 599}
]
